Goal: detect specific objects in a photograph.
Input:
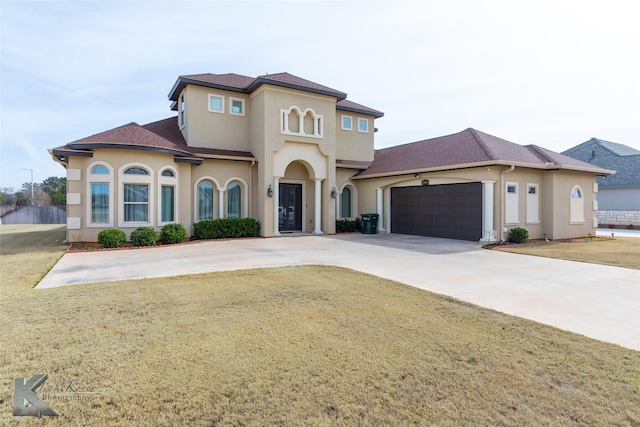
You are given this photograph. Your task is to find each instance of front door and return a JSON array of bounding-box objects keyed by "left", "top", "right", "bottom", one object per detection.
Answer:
[{"left": 279, "top": 183, "right": 302, "bottom": 232}]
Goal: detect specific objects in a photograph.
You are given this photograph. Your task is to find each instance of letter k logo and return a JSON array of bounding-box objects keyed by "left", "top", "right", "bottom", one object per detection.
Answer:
[{"left": 13, "top": 374, "right": 59, "bottom": 417}]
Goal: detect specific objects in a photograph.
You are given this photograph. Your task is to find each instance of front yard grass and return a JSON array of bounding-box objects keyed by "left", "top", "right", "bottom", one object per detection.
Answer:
[
  {"left": 493, "top": 236, "right": 640, "bottom": 270},
  {"left": 1, "top": 225, "right": 638, "bottom": 425}
]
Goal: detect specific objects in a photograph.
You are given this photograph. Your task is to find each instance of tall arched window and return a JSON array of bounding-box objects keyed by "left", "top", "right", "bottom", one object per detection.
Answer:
[
  {"left": 198, "top": 181, "right": 215, "bottom": 220},
  {"left": 569, "top": 185, "right": 584, "bottom": 223},
  {"left": 159, "top": 168, "right": 177, "bottom": 224},
  {"left": 118, "top": 164, "right": 153, "bottom": 226},
  {"left": 341, "top": 187, "right": 351, "bottom": 218},
  {"left": 88, "top": 163, "right": 113, "bottom": 226},
  {"left": 227, "top": 183, "right": 241, "bottom": 219}
]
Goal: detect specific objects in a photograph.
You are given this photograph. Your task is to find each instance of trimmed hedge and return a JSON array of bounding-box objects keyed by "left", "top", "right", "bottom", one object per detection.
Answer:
[
  {"left": 193, "top": 218, "right": 260, "bottom": 240},
  {"left": 336, "top": 218, "right": 362, "bottom": 233},
  {"left": 130, "top": 227, "right": 158, "bottom": 247},
  {"left": 97, "top": 229, "right": 126, "bottom": 248},
  {"left": 508, "top": 227, "right": 529, "bottom": 244},
  {"left": 159, "top": 223, "right": 187, "bottom": 244}
]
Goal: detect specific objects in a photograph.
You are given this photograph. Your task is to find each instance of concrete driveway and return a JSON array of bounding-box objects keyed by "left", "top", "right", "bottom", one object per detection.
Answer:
[{"left": 37, "top": 233, "right": 640, "bottom": 351}]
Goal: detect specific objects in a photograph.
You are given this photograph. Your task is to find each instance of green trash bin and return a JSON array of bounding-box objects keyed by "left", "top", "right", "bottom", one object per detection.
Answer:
[{"left": 361, "top": 213, "right": 379, "bottom": 234}]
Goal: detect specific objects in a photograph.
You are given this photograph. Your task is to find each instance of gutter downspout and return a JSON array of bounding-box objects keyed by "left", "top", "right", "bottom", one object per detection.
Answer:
[{"left": 499, "top": 165, "right": 515, "bottom": 242}]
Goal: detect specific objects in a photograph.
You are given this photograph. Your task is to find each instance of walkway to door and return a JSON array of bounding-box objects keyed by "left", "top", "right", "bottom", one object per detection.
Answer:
[{"left": 37, "top": 233, "right": 640, "bottom": 351}]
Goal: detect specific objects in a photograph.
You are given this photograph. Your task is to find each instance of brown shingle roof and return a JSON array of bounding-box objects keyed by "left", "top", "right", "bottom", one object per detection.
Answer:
[
  {"left": 52, "top": 118, "right": 255, "bottom": 161},
  {"left": 355, "top": 128, "right": 613, "bottom": 178},
  {"left": 168, "top": 72, "right": 380, "bottom": 112},
  {"left": 336, "top": 99, "right": 384, "bottom": 118}
]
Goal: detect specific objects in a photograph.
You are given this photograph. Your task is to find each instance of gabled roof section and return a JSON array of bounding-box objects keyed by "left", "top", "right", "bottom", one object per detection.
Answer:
[
  {"left": 564, "top": 137, "right": 640, "bottom": 157},
  {"left": 355, "top": 128, "right": 613, "bottom": 179},
  {"left": 336, "top": 99, "right": 384, "bottom": 118}
]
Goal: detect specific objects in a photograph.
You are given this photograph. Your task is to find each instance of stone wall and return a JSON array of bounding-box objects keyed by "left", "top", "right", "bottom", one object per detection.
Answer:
[{"left": 598, "top": 210, "right": 640, "bottom": 227}]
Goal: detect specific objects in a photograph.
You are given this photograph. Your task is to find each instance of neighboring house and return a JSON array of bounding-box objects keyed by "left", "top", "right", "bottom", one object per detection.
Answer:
[
  {"left": 50, "top": 72, "right": 612, "bottom": 243},
  {"left": 563, "top": 139, "right": 640, "bottom": 227}
]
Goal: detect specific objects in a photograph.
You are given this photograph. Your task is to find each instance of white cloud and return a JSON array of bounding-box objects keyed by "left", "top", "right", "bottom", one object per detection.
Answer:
[{"left": 1, "top": 0, "right": 638, "bottom": 189}]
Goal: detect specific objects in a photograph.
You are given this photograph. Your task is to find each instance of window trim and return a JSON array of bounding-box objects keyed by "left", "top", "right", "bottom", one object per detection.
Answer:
[
  {"left": 208, "top": 94, "right": 225, "bottom": 113},
  {"left": 505, "top": 181, "right": 519, "bottom": 225},
  {"left": 341, "top": 115, "right": 353, "bottom": 131},
  {"left": 87, "top": 161, "right": 114, "bottom": 227},
  {"left": 223, "top": 177, "right": 249, "bottom": 219},
  {"left": 229, "top": 97, "right": 245, "bottom": 116},
  {"left": 357, "top": 118, "right": 369, "bottom": 133},
  {"left": 118, "top": 163, "right": 153, "bottom": 227},
  {"left": 158, "top": 167, "right": 178, "bottom": 225},
  {"left": 194, "top": 177, "right": 220, "bottom": 223},
  {"left": 526, "top": 183, "right": 540, "bottom": 224}
]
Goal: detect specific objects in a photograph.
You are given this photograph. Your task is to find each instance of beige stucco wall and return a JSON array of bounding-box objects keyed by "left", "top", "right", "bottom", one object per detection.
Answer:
[
  {"left": 180, "top": 86, "right": 251, "bottom": 151},
  {"left": 335, "top": 111, "right": 375, "bottom": 162},
  {"left": 63, "top": 148, "right": 254, "bottom": 242}
]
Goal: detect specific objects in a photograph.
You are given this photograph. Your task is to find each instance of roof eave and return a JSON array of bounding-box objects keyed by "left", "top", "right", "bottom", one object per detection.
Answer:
[
  {"left": 336, "top": 104, "right": 384, "bottom": 118},
  {"left": 245, "top": 76, "right": 347, "bottom": 101},
  {"left": 168, "top": 76, "right": 246, "bottom": 101},
  {"left": 68, "top": 142, "right": 193, "bottom": 157},
  {"left": 353, "top": 160, "right": 616, "bottom": 180}
]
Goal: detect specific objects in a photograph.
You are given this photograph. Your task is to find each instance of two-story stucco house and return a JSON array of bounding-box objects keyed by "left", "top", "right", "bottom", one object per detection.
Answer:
[{"left": 50, "top": 72, "right": 612, "bottom": 243}]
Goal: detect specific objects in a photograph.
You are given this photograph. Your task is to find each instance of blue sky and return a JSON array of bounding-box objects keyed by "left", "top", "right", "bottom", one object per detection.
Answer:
[{"left": 1, "top": 0, "right": 638, "bottom": 190}]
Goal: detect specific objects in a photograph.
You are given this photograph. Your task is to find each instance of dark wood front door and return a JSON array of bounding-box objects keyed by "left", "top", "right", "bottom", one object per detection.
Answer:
[{"left": 279, "top": 183, "right": 302, "bottom": 232}]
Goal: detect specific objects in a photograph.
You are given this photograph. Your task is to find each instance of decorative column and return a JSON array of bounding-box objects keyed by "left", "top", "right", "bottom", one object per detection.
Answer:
[
  {"left": 376, "top": 187, "right": 385, "bottom": 232},
  {"left": 272, "top": 177, "right": 280, "bottom": 236},
  {"left": 384, "top": 187, "right": 391, "bottom": 233},
  {"left": 481, "top": 180, "right": 496, "bottom": 243},
  {"left": 336, "top": 190, "right": 342, "bottom": 220},
  {"left": 313, "top": 179, "right": 323, "bottom": 234},
  {"left": 218, "top": 188, "right": 225, "bottom": 219}
]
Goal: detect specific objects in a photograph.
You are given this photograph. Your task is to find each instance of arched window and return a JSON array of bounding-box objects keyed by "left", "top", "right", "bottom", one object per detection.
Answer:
[
  {"left": 119, "top": 164, "right": 153, "bottom": 226},
  {"left": 570, "top": 185, "right": 584, "bottom": 223},
  {"left": 88, "top": 163, "right": 113, "bottom": 226},
  {"left": 341, "top": 187, "right": 351, "bottom": 218},
  {"left": 198, "top": 181, "right": 215, "bottom": 220},
  {"left": 227, "top": 182, "right": 241, "bottom": 219},
  {"left": 159, "top": 168, "right": 177, "bottom": 224}
]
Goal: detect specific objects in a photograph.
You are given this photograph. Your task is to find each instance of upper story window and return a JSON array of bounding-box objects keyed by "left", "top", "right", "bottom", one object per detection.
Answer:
[
  {"left": 179, "top": 94, "right": 185, "bottom": 128},
  {"left": 208, "top": 94, "right": 224, "bottom": 113},
  {"left": 230, "top": 98, "right": 245, "bottom": 116},
  {"left": 358, "top": 118, "right": 368, "bottom": 133},
  {"left": 341, "top": 115, "right": 353, "bottom": 131},
  {"left": 281, "top": 106, "right": 323, "bottom": 138}
]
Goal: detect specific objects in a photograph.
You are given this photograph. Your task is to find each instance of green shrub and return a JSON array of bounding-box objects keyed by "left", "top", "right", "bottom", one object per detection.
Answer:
[
  {"left": 508, "top": 227, "right": 529, "bottom": 244},
  {"left": 193, "top": 218, "right": 260, "bottom": 240},
  {"left": 336, "top": 218, "right": 362, "bottom": 233},
  {"left": 130, "top": 227, "right": 158, "bottom": 247},
  {"left": 97, "top": 229, "right": 126, "bottom": 248},
  {"left": 159, "top": 223, "right": 187, "bottom": 244}
]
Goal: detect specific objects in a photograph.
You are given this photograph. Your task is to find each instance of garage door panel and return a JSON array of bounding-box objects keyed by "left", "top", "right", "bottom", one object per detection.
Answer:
[{"left": 391, "top": 182, "right": 482, "bottom": 241}]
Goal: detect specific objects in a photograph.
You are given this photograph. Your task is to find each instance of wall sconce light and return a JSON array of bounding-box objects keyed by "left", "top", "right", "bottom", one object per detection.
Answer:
[
  {"left": 330, "top": 186, "right": 337, "bottom": 199},
  {"left": 267, "top": 184, "right": 273, "bottom": 198}
]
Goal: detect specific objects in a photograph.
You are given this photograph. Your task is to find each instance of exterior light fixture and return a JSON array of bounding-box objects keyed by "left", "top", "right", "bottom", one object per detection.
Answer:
[
  {"left": 267, "top": 184, "right": 273, "bottom": 198},
  {"left": 330, "top": 187, "right": 337, "bottom": 199}
]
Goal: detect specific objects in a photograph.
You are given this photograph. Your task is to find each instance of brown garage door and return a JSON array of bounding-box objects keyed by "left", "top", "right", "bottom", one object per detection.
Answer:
[{"left": 391, "top": 182, "right": 482, "bottom": 241}]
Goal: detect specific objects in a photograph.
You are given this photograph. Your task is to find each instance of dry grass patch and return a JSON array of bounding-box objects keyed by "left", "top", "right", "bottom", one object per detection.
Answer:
[
  {"left": 493, "top": 237, "right": 640, "bottom": 270},
  {"left": 1, "top": 226, "right": 639, "bottom": 426}
]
